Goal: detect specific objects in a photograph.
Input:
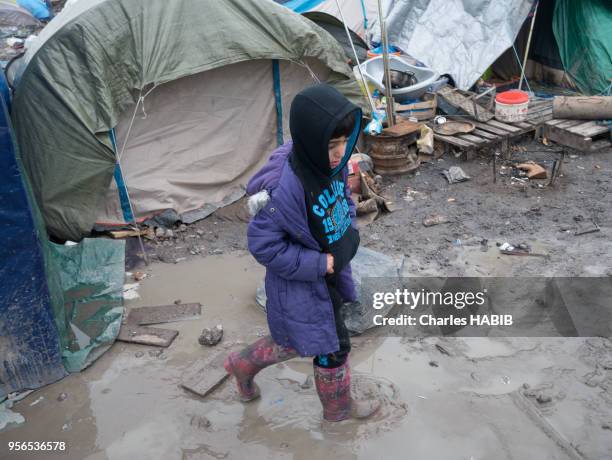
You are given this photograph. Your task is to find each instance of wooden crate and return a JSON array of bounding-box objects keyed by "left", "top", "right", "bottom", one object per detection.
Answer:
[
  {"left": 432, "top": 118, "right": 536, "bottom": 159},
  {"left": 432, "top": 97, "right": 555, "bottom": 159},
  {"left": 543, "top": 119, "right": 611, "bottom": 152}
]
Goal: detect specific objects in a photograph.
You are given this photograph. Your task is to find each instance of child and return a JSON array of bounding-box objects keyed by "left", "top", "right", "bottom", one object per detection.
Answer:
[{"left": 224, "top": 84, "right": 379, "bottom": 422}]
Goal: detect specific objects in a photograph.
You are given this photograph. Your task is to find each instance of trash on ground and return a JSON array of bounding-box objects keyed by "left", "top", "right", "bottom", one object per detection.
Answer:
[
  {"left": 516, "top": 161, "right": 547, "bottom": 179},
  {"left": 575, "top": 223, "right": 600, "bottom": 236},
  {"left": 198, "top": 324, "right": 224, "bottom": 346},
  {"left": 123, "top": 282, "right": 140, "bottom": 300},
  {"left": 442, "top": 166, "right": 471, "bottom": 184},
  {"left": 416, "top": 124, "right": 434, "bottom": 154},
  {"left": 423, "top": 214, "right": 450, "bottom": 227},
  {"left": 404, "top": 188, "right": 427, "bottom": 202}
]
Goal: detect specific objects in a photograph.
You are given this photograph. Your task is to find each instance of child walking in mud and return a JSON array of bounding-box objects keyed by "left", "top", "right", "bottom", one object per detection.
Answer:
[{"left": 223, "top": 84, "right": 380, "bottom": 422}]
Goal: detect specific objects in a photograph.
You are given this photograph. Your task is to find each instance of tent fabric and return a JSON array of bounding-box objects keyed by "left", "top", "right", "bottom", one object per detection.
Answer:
[
  {"left": 303, "top": 11, "right": 369, "bottom": 64},
  {"left": 0, "top": 0, "right": 40, "bottom": 26},
  {"left": 375, "top": 0, "right": 534, "bottom": 90},
  {"left": 12, "top": 0, "right": 364, "bottom": 240},
  {"left": 276, "top": 0, "right": 379, "bottom": 38},
  {"left": 553, "top": 0, "right": 612, "bottom": 95},
  {"left": 96, "top": 58, "right": 337, "bottom": 226}
]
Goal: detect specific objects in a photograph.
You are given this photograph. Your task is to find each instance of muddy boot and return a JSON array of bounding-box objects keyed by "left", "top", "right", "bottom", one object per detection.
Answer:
[
  {"left": 313, "top": 358, "right": 381, "bottom": 421},
  {"left": 224, "top": 335, "right": 297, "bottom": 402}
]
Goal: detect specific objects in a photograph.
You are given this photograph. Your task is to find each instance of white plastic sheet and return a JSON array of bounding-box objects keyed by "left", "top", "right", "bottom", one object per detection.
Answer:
[{"left": 371, "top": 0, "right": 534, "bottom": 89}]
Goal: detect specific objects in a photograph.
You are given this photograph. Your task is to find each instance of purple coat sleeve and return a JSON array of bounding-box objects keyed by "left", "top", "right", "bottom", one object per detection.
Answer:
[
  {"left": 248, "top": 207, "right": 328, "bottom": 282},
  {"left": 343, "top": 167, "right": 357, "bottom": 228}
]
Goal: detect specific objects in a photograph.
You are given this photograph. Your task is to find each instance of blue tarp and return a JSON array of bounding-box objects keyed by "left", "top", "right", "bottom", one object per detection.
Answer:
[
  {"left": 274, "top": 0, "right": 325, "bottom": 14},
  {"left": 0, "top": 72, "right": 65, "bottom": 398}
]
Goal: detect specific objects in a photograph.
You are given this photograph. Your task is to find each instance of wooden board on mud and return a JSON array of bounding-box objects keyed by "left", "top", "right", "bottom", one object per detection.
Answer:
[
  {"left": 117, "top": 324, "right": 179, "bottom": 347},
  {"left": 180, "top": 349, "right": 231, "bottom": 398},
  {"left": 128, "top": 303, "right": 202, "bottom": 325}
]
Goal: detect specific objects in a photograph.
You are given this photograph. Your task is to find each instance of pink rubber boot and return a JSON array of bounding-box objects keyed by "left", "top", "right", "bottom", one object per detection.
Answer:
[
  {"left": 224, "top": 335, "right": 297, "bottom": 402},
  {"left": 313, "top": 357, "right": 381, "bottom": 421}
]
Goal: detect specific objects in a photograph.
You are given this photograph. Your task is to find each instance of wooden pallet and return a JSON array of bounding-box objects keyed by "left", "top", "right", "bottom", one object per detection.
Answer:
[
  {"left": 433, "top": 118, "right": 536, "bottom": 159},
  {"left": 432, "top": 97, "right": 555, "bottom": 159},
  {"left": 542, "top": 119, "right": 611, "bottom": 152}
]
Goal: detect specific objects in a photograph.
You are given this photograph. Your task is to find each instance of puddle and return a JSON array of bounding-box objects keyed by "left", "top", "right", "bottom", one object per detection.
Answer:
[{"left": 1, "top": 255, "right": 610, "bottom": 459}]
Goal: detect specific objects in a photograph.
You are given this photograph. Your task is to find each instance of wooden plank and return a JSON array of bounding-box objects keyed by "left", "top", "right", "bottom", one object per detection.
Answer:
[
  {"left": 567, "top": 123, "right": 609, "bottom": 138},
  {"left": 110, "top": 228, "right": 154, "bottom": 239},
  {"left": 128, "top": 303, "right": 202, "bottom": 326},
  {"left": 545, "top": 119, "right": 566, "bottom": 126},
  {"left": 117, "top": 325, "right": 178, "bottom": 347},
  {"left": 528, "top": 112, "right": 554, "bottom": 124},
  {"left": 486, "top": 119, "right": 522, "bottom": 133},
  {"left": 514, "top": 122, "right": 533, "bottom": 130},
  {"left": 564, "top": 120, "right": 599, "bottom": 133},
  {"left": 433, "top": 133, "right": 477, "bottom": 148},
  {"left": 472, "top": 129, "right": 500, "bottom": 140},
  {"left": 457, "top": 134, "right": 487, "bottom": 144},
  {"left": 555, "top": 119, "right": 585, "bottom": 129},
  {"left": 526, "top": 108, "right": 553, "bottom": 121},
  {"left": 180, "top": 350, "right": 231, "bottom": 398},
  {"left": 471, "top": 121, "right": 510, "bottom": 136},
  {"left": 543, "top": 124, "right": 592, "bottom": 151}
]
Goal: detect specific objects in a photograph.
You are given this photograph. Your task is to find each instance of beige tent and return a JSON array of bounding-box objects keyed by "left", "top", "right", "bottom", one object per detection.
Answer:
[{"left": 13, "top": 0, "right": 365, "bottom": 240}]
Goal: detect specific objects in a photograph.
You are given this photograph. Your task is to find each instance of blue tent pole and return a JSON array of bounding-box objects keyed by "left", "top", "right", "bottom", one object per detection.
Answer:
[
  {"left": 109, "top": 128, "right": 149, "bottom": 265},
  {"left": 272, "top": 60, "right": 284, "bottom": 147}
]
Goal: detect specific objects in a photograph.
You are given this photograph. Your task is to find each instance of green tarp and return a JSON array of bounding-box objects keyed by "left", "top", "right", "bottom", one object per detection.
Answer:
[
  {"left": 12, "top": 0, "right": 363, "bottom": 241},
  {"left": 553, "top": 0, "right": 612, "bottom": 95},
  {"left": 49, "top": 238, "right": 125, "bottom": 373}
]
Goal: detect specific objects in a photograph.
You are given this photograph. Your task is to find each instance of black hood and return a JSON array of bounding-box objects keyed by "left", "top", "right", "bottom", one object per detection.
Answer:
[{"left": 289, "top": 84, "right": 361, "bottom": 179}]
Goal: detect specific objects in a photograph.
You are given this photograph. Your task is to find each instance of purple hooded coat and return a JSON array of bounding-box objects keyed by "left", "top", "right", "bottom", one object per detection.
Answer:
[{"left": 246, "top": 142, "right": 358, "bottom": 357}]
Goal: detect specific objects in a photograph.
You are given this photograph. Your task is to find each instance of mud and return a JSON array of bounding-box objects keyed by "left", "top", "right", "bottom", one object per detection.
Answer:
[
  {"left": 1, "top": 253, "right": 611, "bottom": 459},
  {"left": 147, "top": 140, "right": 611, "bottom": 278},
  {"left": 2, "top": 141, "right": 612, "bottom": 458}
]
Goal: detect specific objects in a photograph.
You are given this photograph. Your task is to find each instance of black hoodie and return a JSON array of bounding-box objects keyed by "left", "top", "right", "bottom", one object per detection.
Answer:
[{"left": 288, "top": 84, "right": 362, "bottom": 274}]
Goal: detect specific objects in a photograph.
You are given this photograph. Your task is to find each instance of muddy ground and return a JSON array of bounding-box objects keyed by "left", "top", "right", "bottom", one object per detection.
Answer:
[
  {"left": 1, "top": 139, "right": 611, "bottom": 459},
  {"left": 148, "top": 139, "right": 611, "bottom": 278}
]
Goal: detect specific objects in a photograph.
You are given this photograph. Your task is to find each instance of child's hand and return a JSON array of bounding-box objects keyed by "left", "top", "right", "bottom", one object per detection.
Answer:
[{"left": 326, "top": 254, "right": 334, "bottom": 274}]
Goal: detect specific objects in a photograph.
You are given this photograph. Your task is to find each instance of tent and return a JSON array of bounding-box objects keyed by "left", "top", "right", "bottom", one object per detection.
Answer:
[
  {"left": 275, "top": 0, "right": 379, "bottom": 38},
  {"left": 375, "top": 0, "right": 611, "bottom": 95},
  {"left": 0, "top": 0, "right": 40, "bottom": 26},
  {"left": 12, "top": 0, "right": 365, "bottom": 241}
]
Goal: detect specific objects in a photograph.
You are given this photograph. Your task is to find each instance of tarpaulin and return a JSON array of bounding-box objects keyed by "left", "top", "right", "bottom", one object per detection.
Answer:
[
  {"left": 553, "top": 0, "right": 612, "bottom": 95},
  {"left": 48, "top": 238, "right": 125, "bottom": 373},
  {"left": 373, "top": 0, "right": 534, "bottom": 90},
  {"left": 0, "top": 71, "right": 65, "bottom": 397}
]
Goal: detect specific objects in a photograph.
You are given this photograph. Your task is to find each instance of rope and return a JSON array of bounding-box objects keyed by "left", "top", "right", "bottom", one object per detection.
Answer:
[
  {"left": 512, "top": 45, "right": 533, "bottom": 95},
  {"left": 333, "top": 0, "right": 376, "bottom": 114},
  {"left": 359, "top": 0, "right": 368, "bottom": 33}
]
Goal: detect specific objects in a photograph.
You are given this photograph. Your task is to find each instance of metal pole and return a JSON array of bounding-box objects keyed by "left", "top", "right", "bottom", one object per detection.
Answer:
[
  {"left": 518, "top": 1, "right": 539, "bottom": 91},
  {"left": 377, "top": 0, "right": 395, "bottom": 126}
]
